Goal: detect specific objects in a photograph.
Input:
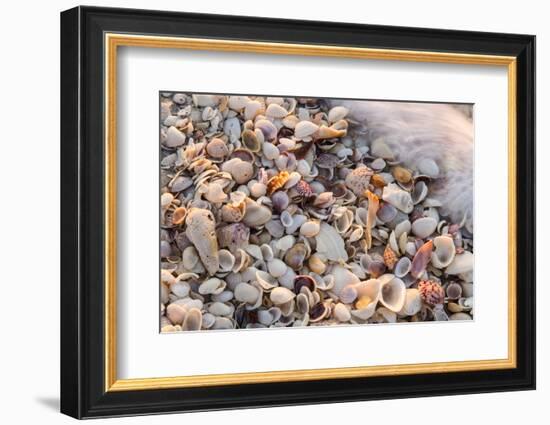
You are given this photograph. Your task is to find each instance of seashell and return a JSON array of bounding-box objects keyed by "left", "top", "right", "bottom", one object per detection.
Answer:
[
  {"left": 171, "top": 280, "right": 191, "bottom": 298},
  {"left": 223, "top": 117, "right": 241, "bottom": 142},
  {"left": 345, "top": 166, "right": 373, "bottom": 196},
  {"left": 182, "top": 308, "right": 202, "bottom": 331},
  {"left": 255, "top": 119, "right": 278, "bottom": 140},
  {"left": 165, "top": 126, "right": 186, "bottom": 147},
  {"left": 300, "top": 220, "right": 320, "bottom": 237},
  {"left": 334, "top": 209, "right": 353, "bottom": 234},
  {"left": 255, "top": 270, "right": 278, "bottom": 290},
  {"left": 293, "top": 275, "right": 316, "bottom": 295},
  {"left": 339, "top": 284, "right": 358, "bottom": 304},
  {"left": 217, "top": 223, "right": 250, "bottom": 252},
  {"left": 328, "top": 106, "right": 349, "bottom": 123},
  {"left": 244, "top": 100, "right": 264, "bottom": 120},
  {"left": 394, "top": 257, "right": 412, "bottom": 278},
  {"left": 316, "top": 125, "right": 347, "bottom": 139},
  {"left": 370, "top": 174, "right": 386, "bottom": 189},
  {"left": 228, "top": 96, "right": 250, "bottom": 111},
  {"left": 284, "top": 243, "right": 308, "bottom": 270},
  {"left": 315, "top": 222, "right": 348, "bottom": 262},
  {"left": 295, "top": 293, "right": 310, "bottom": 315},
  {"left": 280, "top": 210, "right": 294, "bottom": 227},
  {"left": 234, "top": 282, "right": 261, "bottom": 304},
  {"left": 351, "top": 294, "right": 378, "bottom": 320},
  {"left": 230, "top": 148, "right": 255, "bottom": 163},
  {"left": 206, "top": 138, "right": 229, "bottom": 158},
  {"left": 266, "top": 103, "right": 288, "bottom": 118},
  {"left": 371, "top": 158, "right": 386, "bottom": 171},
  {"left": 212, "top": 290, "right": 234, "bottom": 303},
  {"left": 332, "top": 265, "right": 360, "bottom": 296},
  {"left": 245, "top": 244, "right": 263, "bottom": 260},
  {"left": 449, "top": 312, "right": 472, "bottom": 321},
  {"left": 294, "top": 120, "right": 319, "bottom": 139},
  {"left": 293, "top": 180, "right": 312, "bottom": 199},
  {"left": 249, "top": 181, "right": 267, "bottom": 198},
  {"left": 166, "top": 303, "right": 187, "bottom": 325},
  {"left": 204, "top": 182, "right": 228, "bottom": 204},
  {"left": 271, "top": 190, "right": 290, "bottom": 212},
  {"left": 394, "top": 219, "right": 411, "bottom": 239},
  {"left": 378, "top": 275, "right": 406, "bottom": 312},
  {"left": 267, "top": 171, "right": 290, "bottom": 195},
  {"left": 383, "top": 245, "right": 398, "bottom": 270},
  {"left": 370, "top": 138, "right": 394, "bottom": 160},
  {"left": 309, "top": 302, "right": 330, "bottom": 323},
  {"left": 202, "top": 312, "right": 216, "bottom": 329},
  {"left": 411, "top": 217, "right": 437, "bottom": 239},
  {"left": 241, "top": 129, "right": 261, "bottom": 152},
  {"left": 268, "top": 258, "right": 288, "bottom": 278},
  {"left": 313, "top": 191, "right": 335, "bottom": 208},
  {"left": 355, "top": 295, "right": 373, "bottom": 310},
  {"left": 308, "top": 254, "right": 326, "bottom": 275},
  {"left": 212, "top": 317, "right": 235, "bottom": 329},
  {"left": 367, "top": 260, "right": 386, "bottom": 278},
  {"left": 377, "top": 202, "right": 398, "bottom": 223},
  {"left": 284, "top": 171, "right": 302, "bottom": 189},
  {"left": 445, "top": 251, "right": 474, "bottom": 275},
  {"left": 172, "top": 207, "right": 187, "bottom": 225},
  {"left": 262, "top": 142, "right": 279, "bottom": 160},
  {"left": 170, "top": 176, "right": 193, "bottom": 192},
  {"left": 410, "top": 240, "right": 433, "bottom": 279},
  {"left": 218, "top": 249, "right": 236, "bottom": 272},
  {"left": 242, "top": 199, "right": 272, "bottom": 227},
  {"left": 431, "top": 235, "right": 456, "bottom": 268},
  {"left": 208, "top": 302, "right": 234, "bottom": 316},
  {"left": 418, "top": 279, "right": 445, "bottom": 305},
  {"left": 462, "top": 282, "right": 474, "bottom": 298},
  {"left": 446, "top": 282, "right": 463, "bottom": 299},
  {"left": 399, "top": 288, "right": 422, "bottom": 316},
  {"left": 392, "top": 166, "right": 412, "bottom": 184},
  {"left": 382, "top": 183, "right": 414, "bottom": 213},
  {"left": 193, "top": 94, "right": 220, "bottom": 107},
  {"left": 333, "top": 303, "right": 351, "bottom": 322},
  {"left": 270, "top": 287, "right": 296, "bottom": 305},
  {"left": 412, "top": 181, "right": 429, "bottom": 204},
  {"left": 199, "top": 277, "right": 226, "bottom": 295},
  {"left": 355, "top": 279, "right": 382, "bottom": 302},
  {"left": 185, "top": 208, "right": 219, "bottom": 275},
  {"left": 221, "top": 200, "right": 246, "bottom": 223},
  {"left": 418, "top": 158, "right": 439, "bottom": 178}
]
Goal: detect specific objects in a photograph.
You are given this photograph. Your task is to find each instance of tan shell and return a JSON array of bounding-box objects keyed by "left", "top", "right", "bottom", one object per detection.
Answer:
[
  {"left": 383, "top": 245, "right": 398, "bottom": 270},
  {"left": 345, "top": 166, "right": 374, "bottom": 196},
  {"left": 185, "top": 208, "right": 219, "bottom": 275},
  {"left": 206, "top": 138, "right": 229, "bottom": 158}
]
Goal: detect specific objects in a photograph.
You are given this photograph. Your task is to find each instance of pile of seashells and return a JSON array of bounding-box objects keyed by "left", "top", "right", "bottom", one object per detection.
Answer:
[{"left": 159, "top": 93, "right": 474, "bottom": 332}]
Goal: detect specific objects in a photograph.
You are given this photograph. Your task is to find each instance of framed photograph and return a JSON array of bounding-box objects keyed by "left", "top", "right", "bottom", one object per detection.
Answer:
[{"left": 60, "top": 6, "right": 536, "bottom": 419}]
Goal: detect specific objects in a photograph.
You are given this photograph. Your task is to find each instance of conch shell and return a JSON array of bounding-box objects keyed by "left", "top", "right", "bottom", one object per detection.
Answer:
[{"left": 185, "top": 208, "right": 219, "bottom": 275}]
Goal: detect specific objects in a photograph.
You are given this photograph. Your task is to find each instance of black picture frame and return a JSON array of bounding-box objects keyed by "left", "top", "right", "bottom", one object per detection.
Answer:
[{"left": 60, "top": 5, "right": 536, "bottom": 419}]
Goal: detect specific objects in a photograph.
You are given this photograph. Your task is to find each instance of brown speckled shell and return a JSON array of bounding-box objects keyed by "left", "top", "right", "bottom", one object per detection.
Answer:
[
  {"left": 267, "top": 171, "right": 290, "bottom": 195},
  {"left": 418, "top": 279, "right": 445, "bottom": 305},
  {"left": 383, "top": 244, "right": 398, "bottom": 270}
]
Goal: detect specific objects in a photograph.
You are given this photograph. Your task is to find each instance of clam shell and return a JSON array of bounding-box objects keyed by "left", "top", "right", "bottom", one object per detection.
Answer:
[
  {"left": 333, "top": 303, "right": 351, "bottom": 322},
  {"left": 446, "top": 251, "right": 474, "bottom": 275},
  {"left": 218, "top": 249, "right": 236, "bottom": 272},
  {"left": 270, "top": 287, "right": 296, "bottom": 305},
  {"left": 206, "top": 138, "right": 229, "bottom": 158},
  {"left": 234, "top": 282, "right": 261, "bottom": 304},
  {"left": 268, "top": 259, "right": 288, "bottom": 278},
  {"left": 411, "top": 217, "right": 437, "bottom": 239},
  {"left": 431, "top": 235, "right": 456, "bottom": 268},
  {"left": 266, "top": 103, "right": 288, "bottom": 118},
  {"left": 165, "top": 126, "right": 186, "bottom": 147},
  {"left": 382, "top": 183, "right": 413, "bottom": 213},
  {"left": 242, "top": 199, "right": 273, "bottom": 227},
  {"left": 199, "top": 277, "right": 226, "bottom": 295},
  {"left": 294, "top": 121, "right": 319, "bottom": 139},
  {"left": 398, "top": 288, "right": 422, "bottom": 316},
  {"left": 328, "top": 106, "right": 349, "bottom": 123},
  {"left": 166, "top": 303, "right": 187, "bottom": 325},
  {"left": 315, "top": 222, "right": 348, "bottom": 262},
  {"left": 394, "top": 257, "right": 412, "bottom": 278},
  {"left": 182, "top": 308, "right": 202, "bottom": 331},
  {"left": 332, "top": 265, "right": 360, "bottom": 296},
  {"left": 378, "top": 274, "right": 406, "bottom": 312}
]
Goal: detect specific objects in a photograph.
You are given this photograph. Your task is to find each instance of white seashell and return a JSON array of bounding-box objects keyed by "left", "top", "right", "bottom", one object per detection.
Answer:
[
  {"left": 296, "top": 159, "right": 311, "bottom": 177},
  {"left": 412, "top": 181, "right": 429, "bottom": 205},
  {"left": 193, "top": 94, "right": 219, "bottom": 107},
  {"left": 244, "top": 100, "right": 263, "bottom": 120},
  {"left": 399, "top": 288, "right": 422, "bottom": 316},
  {"left": 228, "top": 96, "right": 250, "bottom": 110},
  {"left": 202, "top": 312, "right": 216, "bottom": 328},
  {"left": 411, "top": 217, "right": 437, "bottom": 239},
  {"left": 431, "top": 235, "right": 456, "bottom": 268},
  {"left": 166, "top": 303, "right": 187, "bottom": 325},
  {"left": 339, "top": 284, "right": 358, "bottom": 304},
  {"left": 234, "top": 282, "right": 260, "bottom": 304},
  {"left": 255, "top": 119, "right": 278, "bottom": 140},
  {"left": 280, "top": 210, "right": 294, "bottom": 227},
  {"left": 218, "top": 249, "right": 236, "bottom": 272},
  {"left": 418, "top": 158, "right": 439, "bottom": 178},
  {"left": 204, "top": 183, "right": 228, "bottom": 203},
  {"left": 294, "top": 120, "right": 319, "bottom": 139},
  {"left": 185, "top": 208, "right": 219, "bottom": 275},
  {"left": 334, "top": 303, "right": 351, "bottom": 322},
  {"left": 270, "top": 287, "right": 296, "bottom": 305},
  {"left": 256, "top": 270, "right": 278, "bottom": 290},
  {"left": 276, "top": 235, "right": 296, "bottom": 251},
  {"left": 355, "top": 279, "right": 382, "bottom": 301},
  {"left": 378, "top": 274, "right": 406, "bottom": 312},
  {"left": 245, "top": 244, "right": 263, "bottom": 260},
  {"left": 450, "top": 312, "right": 472, "bottom": 321},
  {"left": 268, "top": 259, "right": 288, "bottom": 278},
  {"left": 394, "top": 219, "right": 411, "bottom": 238},
  {"left": 315, "top": 222, "right": 348, "bottom": 262},
  {"left": 282, "top": 115, "right": 299, "bottom": 129},
  {"left": 278, "top": 267, "right": 296, "bottom": 289},
  {"left": 285, "top": 214, "right": 307, "bottom": 234},
  {"left": 212, "top": 290, "right": 234, "bottom": 303},
  {"left": 171, "top": 280, "right": 190, "bottom": 298},
  {"left": 351, "top": 299, "right": 378, "bottom": 321},
  {"left": 300, "top": 220, "right": 320, "bottom": 237},
  {"left": 262, "top": 142, "right": 279, "bottom": 160},
  {"left": 446, "top": 251, "right": 474, "bottom": 275},
  {"left": 242, "top": 199, "right": 272, "bottom": 227},
  {"left": 462, "top": 282, "right": 474, "bottom": 298},
  {"left": 376, "top": 307, "right": 397, "bottom": 323},
  {"left": 265, "top": 103, "right": 288, "bottom": 118},
  {"left": 382, "top": 183, "right": 413, "bottom": 213},
  {"left": 208, "top": 302, "right": 234, "bottom": 316},
  {"left": 223, "top": 117, "right": 241, "bottom": 142},
  {"left": 332, "top": 265, "right": 360, "bottom": 296},
  {"left": 284, "top": 171, "right": 302, "bottom": 189},
  {"left": 199, "top": 278, "right": 226, "bottom": 295},
  {"left": 328, "top": 106, "right": 349, "bottom": 123},
  {"left": 182, "top": 308, "right": 202, "bottom": 331},
  {"left": 257, "top": 307, "right": 282, "bottom": 325},
  {"left": 165, "top": 126, "right": 186, "bottom": 147},
  {"left": 212, "top": 317, "right": 234, "bottom": 329},
  {"left": 260, "top": 244, "right": 274, "bottom": 262},
  {"left": 394, "top": 257, "right": 412, "bottom": 278}
]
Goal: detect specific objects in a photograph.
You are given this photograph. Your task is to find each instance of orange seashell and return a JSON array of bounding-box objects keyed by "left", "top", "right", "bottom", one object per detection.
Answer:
[
  {"left": 371, "top": 174, "right": 386, "bottom": 189},
  {"left": 383, "top": 244, "right": 398, "bottom": 270},
  {"left": 267, "top": 171, "right": 290, "bottom": 195},
  {"left": 171, "top": 207, "right": 187, "bottom": 225}
]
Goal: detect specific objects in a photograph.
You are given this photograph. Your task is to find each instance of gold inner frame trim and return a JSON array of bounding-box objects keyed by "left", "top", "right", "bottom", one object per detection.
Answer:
[{"left": 104, "top": 33, "right": 517, "bottom": 392}]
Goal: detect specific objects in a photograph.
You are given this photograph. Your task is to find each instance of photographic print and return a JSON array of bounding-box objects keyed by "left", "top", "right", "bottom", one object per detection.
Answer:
[{"left": 160, "top": 93, "right": 474, "bottom": 332}]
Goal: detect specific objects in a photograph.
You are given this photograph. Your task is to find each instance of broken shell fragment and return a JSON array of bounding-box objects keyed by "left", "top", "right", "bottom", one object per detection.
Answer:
[{"left": 185, "top": 208, "right": 219, "bottom": 276}]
